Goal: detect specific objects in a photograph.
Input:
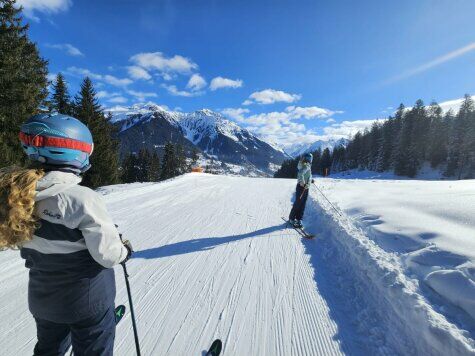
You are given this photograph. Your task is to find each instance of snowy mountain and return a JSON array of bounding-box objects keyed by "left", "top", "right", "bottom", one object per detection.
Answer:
[
  {"left": 285, "top": 138, "right": 349, "bottom": 157},
  {"left": 107, "top": 104, "right": 288, "bottom": 175}
]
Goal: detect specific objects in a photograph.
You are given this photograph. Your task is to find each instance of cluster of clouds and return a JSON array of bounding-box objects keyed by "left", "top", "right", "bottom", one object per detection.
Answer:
[
  {"left": 126, "top": 51, "right": 243, "bottom": 97},
  {"left": 221, "top": 90, "right": 356, "bottom": 147},
  {"left": 60, "top": 47, "right": 245, "bottom": 104},
  {"left": 28, "top": 0, "right": 376, "bottom": 147}
]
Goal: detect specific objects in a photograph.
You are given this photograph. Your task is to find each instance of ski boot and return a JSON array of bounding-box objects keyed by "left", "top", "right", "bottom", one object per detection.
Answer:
[{"left": 293, "top": 220, "right": 303, "bottom": 229}]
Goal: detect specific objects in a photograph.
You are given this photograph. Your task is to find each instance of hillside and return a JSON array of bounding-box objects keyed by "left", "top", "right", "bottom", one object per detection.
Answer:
[{"left": 0, "top": 174, "right": 473, "bottom": 355}]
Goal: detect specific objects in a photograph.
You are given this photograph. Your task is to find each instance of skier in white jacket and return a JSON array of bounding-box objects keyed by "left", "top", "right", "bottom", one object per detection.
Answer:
[{"left": 0, "top": 113, "right": 132, "bottom": 355}]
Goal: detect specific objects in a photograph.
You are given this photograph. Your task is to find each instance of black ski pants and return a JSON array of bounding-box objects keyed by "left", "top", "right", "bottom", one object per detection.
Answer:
[
  {"left": 33, "top": 306, "right": 115, "bottom": 356},
  {"left": 289, "top": 184, "right": 309, "bottom": 221}
]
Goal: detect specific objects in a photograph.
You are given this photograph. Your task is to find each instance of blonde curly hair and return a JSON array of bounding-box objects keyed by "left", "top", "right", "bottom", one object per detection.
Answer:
[{"left": 0, "top": 167, "right": 44, "bottom": 250}]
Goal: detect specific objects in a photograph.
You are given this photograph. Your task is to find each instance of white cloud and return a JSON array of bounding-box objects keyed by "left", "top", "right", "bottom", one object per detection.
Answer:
[
  {"left": 130, "top": 52, "right": 197, "bottom": 75},
  {"left": 223, "top": 104, "right": 345, "bottom": 147},
  {"left": 47, "top": 73, "right": 57, "bottom": 82},
  {"left": 187, "top": 74, "right": 207, "bottom": 91},
  {"left": 285, "top": 106, "right": 342, "bottom": 119},
  {"left": 383, "top": 42, "right": 475, "bottom": 85},
  {"left": 103, "top": 74, "right": 133, "bottom": 87},
  {"left": 126, "top": 90, "right": 158, "bottom": 102},
  {"left": 46, "top": 43, "right": 83, "bottom": 56},
  {"left": 162, "top": 84, "right": 202, "bottom": 97},
  {"left": 67, "top": 66, "right": 102, "bottom": 80},
  {"left": 108, "top": 96, "right": 128, "bottom": 104},
  {"left": 127, "top": 66, "right": 151, "bottom": 81},
  {"left": 17, "top": 0, "right": 71, "bottom": 20},
  {"left": 66, "top": 67, "right": 132, "bottom": 87},
  {"left": 221, "top": 108, "right": 250, "bottom": 122},
  {"left": 209, "top": 77, "right": 243, "bottom": 91},
  {"left": 244, "top": 89, "right": 301, "bottom": 105},
  {"left": 96, "top": 90, "right": 121, "bottom": 99},
  {"left": 162, "top": 73, "right": 174, "bottom": 81}
]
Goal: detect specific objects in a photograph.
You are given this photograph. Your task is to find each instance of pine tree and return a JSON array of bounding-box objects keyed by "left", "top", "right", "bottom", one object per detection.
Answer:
[
  {"left": 0, "top": 0, "right": 48, "bottom": 167},
  {"left": 427, "top": 102, "right": 448, "bottom": 168},
  {"left": 390, "top": 104, "right": 405, "bottom": 170},
  {"left": 331, "top": 145, "right": 346, "bottom": 172},
  {"left": 175, "top": 144, "right": 187, "bottom": 174},
  {"left": 411, "top": 99, "right": 429, "bottom": 165},
  {"left": 311, "top": 148, "right": 322, "bottom": 174},
  {"left": 50, "top": 73, "right": 71, "bottom": 114},
  {"left": 446, "top": 95, "right": 474, "bottom": 178},
  {"left": 160, "top": 142, "right": 177, "bottom": 180},
  {"left": 136, "top": 148, "right": 150, "bottom": 182},
  {"left": 274, "top": 158, "right": 298, "bottom": 178},
  {"left": 148, "top": 151, "right": 161, "bottom": 181},
  {"left": 320, "top": 148, "right": 332, "bottom": 176},
  {"left": 368, "top": 122, "right": 382, "bottom": 170},
  {"left": 74, "top": 78, "right": 120, "bottom": 188},
  {"left": 395, "top": 103, "right": 417, "bottom": 176},
  {"left": 122, "top": 152, "right": 140, "bottom": 183},
  {"left": 376, "top": 118, "right": 395, "bottom": 172}
]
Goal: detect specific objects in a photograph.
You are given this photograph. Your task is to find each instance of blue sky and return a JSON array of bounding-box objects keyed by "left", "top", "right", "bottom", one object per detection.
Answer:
[{"left": 18, "top": 0, "right": 475, "bottom": 147}]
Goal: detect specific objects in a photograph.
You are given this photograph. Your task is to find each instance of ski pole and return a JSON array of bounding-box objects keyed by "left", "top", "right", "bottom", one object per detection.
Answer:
[
  {"left": 312, "top": 182, "right": 342, "bottom": 217},
  {"left": 118, "top": 234, "right": 142, "bottom": 356}
]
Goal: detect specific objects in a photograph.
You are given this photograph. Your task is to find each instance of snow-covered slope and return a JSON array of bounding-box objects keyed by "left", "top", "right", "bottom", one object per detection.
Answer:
[
  {"left": 0, "top": 175, "right": 473, "bottom": 355},
  {"left": 286, "top": 138, "right": 349, "bottom": 157},
  {"left": 313, "top": 175, "right": 475, "bottom": 344},
  {"left": 107, "top": 104, "right": 288, "bottom": 175}
]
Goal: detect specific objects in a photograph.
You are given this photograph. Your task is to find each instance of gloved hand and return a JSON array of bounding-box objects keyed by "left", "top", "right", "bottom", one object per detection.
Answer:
[
  {"left": 122, "top": 240, "right": 134, "bottom": 263},
  {"left": 311, "top": 179, "right": 315, "bottom": 184}
]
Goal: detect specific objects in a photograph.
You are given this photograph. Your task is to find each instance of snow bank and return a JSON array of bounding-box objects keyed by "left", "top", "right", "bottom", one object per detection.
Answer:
[{"left": 305, "top": 188, "right": 475, "bottom": 355}]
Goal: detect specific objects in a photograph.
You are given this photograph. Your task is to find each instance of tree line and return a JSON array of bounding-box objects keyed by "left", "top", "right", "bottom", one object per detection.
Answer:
[
  {"left": 0, "top": 0, "right": 196, "bottom": 188},
  {"left": 275, "top": 96, "right": 475, "bottom": 179},
  {"left": 122, "top": 145, "right": 199, "bottom": 183}
]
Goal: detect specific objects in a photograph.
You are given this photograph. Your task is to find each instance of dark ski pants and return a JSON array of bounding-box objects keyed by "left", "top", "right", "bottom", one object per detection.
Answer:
[
  {"left": 33, "top": 306, "right": 115, "bottom": 356},
  {"left": 289, "top": 184, "right": 309, "bottom": 221}
]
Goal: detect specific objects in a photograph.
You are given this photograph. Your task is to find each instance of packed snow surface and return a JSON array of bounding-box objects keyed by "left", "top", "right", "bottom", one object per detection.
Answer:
[
  {"left": 319, "top": 172, "right": 475, "bottom": 335},
  {"left": 0, "top": 174, "right": 474, "bottom": 355}
]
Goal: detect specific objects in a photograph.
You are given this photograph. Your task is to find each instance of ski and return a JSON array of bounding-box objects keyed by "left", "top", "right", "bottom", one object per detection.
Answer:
[
  {"left": 282, "top": 217, "right": 315, "bottom": 239},
  {"left": 69, "top": 305, "right": 126, "bottom": 356},
  {"left": 114, "top": 304, "right": 126, "bottom": 324},
  {"left": 205, "top": 339, "right": 222, "bottom": 356}
]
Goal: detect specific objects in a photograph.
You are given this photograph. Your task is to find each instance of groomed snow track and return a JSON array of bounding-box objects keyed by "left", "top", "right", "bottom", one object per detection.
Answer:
[{"left": 0, "top": 174, "right": 473, "bottom": 355}]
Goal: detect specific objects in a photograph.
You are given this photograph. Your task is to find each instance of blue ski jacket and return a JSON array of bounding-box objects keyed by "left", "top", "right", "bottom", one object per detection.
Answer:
[{"left": 20, "top": 171, "right": 128, "bottom": 323}]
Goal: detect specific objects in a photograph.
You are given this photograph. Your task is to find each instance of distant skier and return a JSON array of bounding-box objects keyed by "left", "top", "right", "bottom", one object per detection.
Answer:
[
  {"left": 289, "top": 153, "right": 314, "bottom": 228},
  {"left": 0, "top": 113, "right": 133, "bottom": 356}
]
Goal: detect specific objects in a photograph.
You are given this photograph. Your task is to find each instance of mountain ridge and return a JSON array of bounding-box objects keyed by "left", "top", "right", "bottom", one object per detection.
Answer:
[{"left": 106, "top": 103, "right": 289, "bottom": 175}]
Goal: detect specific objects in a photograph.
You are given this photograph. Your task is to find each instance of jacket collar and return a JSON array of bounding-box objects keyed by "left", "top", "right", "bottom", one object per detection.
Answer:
[{"left": 35, "top": 171, "right": 82, "bottom": 201}]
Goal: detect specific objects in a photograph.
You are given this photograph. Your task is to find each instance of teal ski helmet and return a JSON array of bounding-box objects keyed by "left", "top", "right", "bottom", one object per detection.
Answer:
[
  {"left": 19, "top": 113, "right": 94, "bottom": 172},
  {"left": 303, "top": 152, "right": 313, "bottom": 163}
]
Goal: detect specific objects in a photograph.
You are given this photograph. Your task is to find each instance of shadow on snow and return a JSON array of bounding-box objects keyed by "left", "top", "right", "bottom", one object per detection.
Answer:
[{"left": 133, "top": 224, "right": 287, "bottom": 260}]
